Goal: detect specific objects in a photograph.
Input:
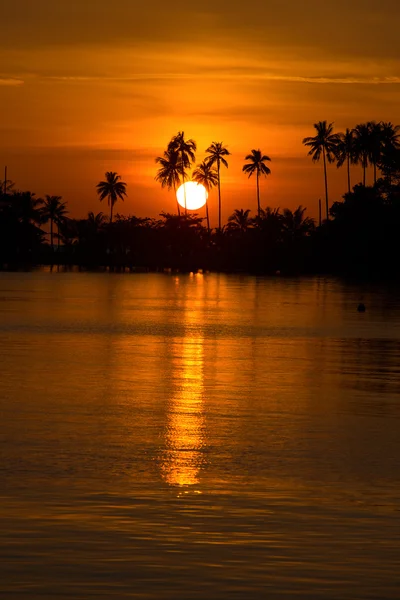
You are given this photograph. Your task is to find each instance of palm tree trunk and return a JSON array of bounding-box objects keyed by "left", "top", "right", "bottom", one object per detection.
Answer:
[
  {"left": 57, "top": 222, "right": 60, "bottom": 266},
  {"left": 110, "top": 197, "right": 113, "bottom": 224},
  {"left": 323, "top": 147, "right": 329, "bottom": 220},
  {"left": 256, "top": 169, "right": 260, "bottom": 217},
  {"left": 217, "top": 159, "right": 221, "bottom": 231},
  {"left": 347, "top": 155, "right": 351, "bottom": 194},
  {"left": 373, "top": 162, "right": 377, "bottom": 185},
  {"left": 205, "top": 197, "right": 210, "bottom": 234},
  {"left": 50, "top": 218, "right": 54, "bottom": 248},
  {"left": 182, "top": 152, "right": 187, "bottom": 216},
  {"left": 363, "top": 156, "right": 366, "bottom": 186},
  {"left": 173, "top": 183, "right": 180, "bottom": 216}
]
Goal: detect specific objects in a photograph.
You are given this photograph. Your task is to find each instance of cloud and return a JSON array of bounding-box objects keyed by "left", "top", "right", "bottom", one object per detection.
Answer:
[{"left": 0, "top": 77, "right": 23, "bottom": 86}]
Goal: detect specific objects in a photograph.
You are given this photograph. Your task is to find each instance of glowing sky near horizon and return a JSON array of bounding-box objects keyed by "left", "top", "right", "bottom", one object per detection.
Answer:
[{"left": 0, "top": 0, "right": 400, "bottom": 224}]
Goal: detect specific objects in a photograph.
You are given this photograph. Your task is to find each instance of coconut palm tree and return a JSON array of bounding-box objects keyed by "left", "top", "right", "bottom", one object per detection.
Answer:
[
  {"left": 96, "top": 172, "right": 127, "bottom": 223},
  {"left": 192, "top": 161, "right": 218, "bottom": 233},
  {"left": 242, "top": 149, "right": 271, "bottom": 217},
  {"left": 352, "top": 123, "right": 373, "bottom": 186},
  {"left": 281, "top": 206, "right": 315, "bottom": 240},
  {"left": 87, "top": 211, "right": 108, "bottom": 231},
  {"left": 41, "top": 195, "right": 68, "bottom": 248},
  {"left": 368, "top": 121, "right": 385, "bottom": 185},
  {"left": 155, "top": 148, "right": 183, "bottom": 216},
  {"left": 227, "top": 208, "right": 252, "bottom": 233},
  {"left": 378, "top": 122, "right": 400, "bottom": 185},
  {"left": 168, "top": 132, "right": 197, "bottom": 215},
  {"left": 303, "top": 121, "right": 339, "bottom": 220},
  {"left": 335, "top": 128, "right": 357, "bottom": 193},
  {"left": 205, "top": 142, "right": 231, "bottom": 231}
]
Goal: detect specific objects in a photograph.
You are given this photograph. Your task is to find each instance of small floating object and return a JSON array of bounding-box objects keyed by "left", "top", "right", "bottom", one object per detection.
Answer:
[{"left": 357, "top": 303, "right": 366, "bottom": 312}]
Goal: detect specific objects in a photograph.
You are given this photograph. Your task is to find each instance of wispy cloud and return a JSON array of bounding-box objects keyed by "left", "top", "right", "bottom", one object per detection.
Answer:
[
  {"left": 27, "top": 73, "right": 400, "bottom": 85},
  {"left": 0, "top": 77, "right": 23, "bottom": 86}
]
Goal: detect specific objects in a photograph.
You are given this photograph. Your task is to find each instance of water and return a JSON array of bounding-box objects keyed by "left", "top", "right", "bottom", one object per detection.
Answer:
[{"left": 1, "top": 271, "right": 400, "bottom": 599}]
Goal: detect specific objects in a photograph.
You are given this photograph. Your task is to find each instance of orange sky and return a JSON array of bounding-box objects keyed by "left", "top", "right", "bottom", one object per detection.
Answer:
[{"left": 1, "top": 0, "right": 400, "bottom": 225}]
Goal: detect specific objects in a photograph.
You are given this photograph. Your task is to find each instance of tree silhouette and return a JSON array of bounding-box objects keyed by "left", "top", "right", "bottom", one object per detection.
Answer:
[
  {"left": 205, "top": 142, "right": 231, "bottom": 231},
  {"left": 155, "top": 148, "right": 183, "bottom": 216},
  {"left": 242, "top": 149, "right": 271, "bottom": 217},
  {"left": 40, "top": 195, "right": 68, "bottom": 249},
  {"left": 168, "top": 132, "right": 197, "bottom": 215},
  {"left": 353, "top": 123, "right": 372, "bottom": 186},
  {"left": 192, "top": 161, "right": 218, "bottom": 233},
  {"left": 0, "top": 178, "right": 15, "bottom": 196},
  {"left": 96, "top": 172, "right": 127, "bottom": 223},
  {"left": 303, "top": 121, "right": 339, "bottom": 220},
  {"left": 281, "top": 206, "right": 315, "bottom": 240},
  {"left": 227, "top": 208, "right": 252, "bottom": 233},
  {"left": 335, "top": 128, "right": 357, "bottom": 193},
  {"left": 378, "top": 122, "right": 400, "bottom": 186},
  {"left": 87, "top": 211, "right": 108, "bottom": 231}
]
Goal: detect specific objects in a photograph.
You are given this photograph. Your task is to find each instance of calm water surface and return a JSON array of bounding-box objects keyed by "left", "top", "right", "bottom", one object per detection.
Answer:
[{"left": 1, "top": 271, "right": 400, "bottom": 599}]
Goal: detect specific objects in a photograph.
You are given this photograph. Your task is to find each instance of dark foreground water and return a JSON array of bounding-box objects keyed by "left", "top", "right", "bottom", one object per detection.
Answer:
[{"left": 1, "top": 271, "right": 400, "bottom": 599}]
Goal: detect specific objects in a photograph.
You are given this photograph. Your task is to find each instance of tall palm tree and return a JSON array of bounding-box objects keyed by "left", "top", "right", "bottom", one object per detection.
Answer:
[
  {"left": 227, "top": 208, "right": 252, "bottom": 233},
  {"left": 352, "top": 123, "right": 372, "bottom": 186},
  {"left": 192, "top": 161, "right": 218, "bottom": 233},
  {"left": 378, "top": 122, "right": 400, "bottom": 185},
  {"left": 96, "top": 172, "right": 127, "bottom": 223},
  {"left": 242, "top": 149, "right": 271, "bottom": 217},
  {"left": 368, "top": 121, "right": 384, "bottom": 185},
  {"left": 205, "top": 142, "right": 231, "bottom": 231},
  {"left": 303, "top": 121, "right": 339, "bottom": 220},
  {"left": 335, "top": 128, "right": 357, "bottom": 193},
  {"left": 155, "top": 148, "right": 183, "bottom": 216},
  {"left": 168, "top": 132, "right": 197, "bottom": 215},
  {"left": 41, "top": 195, "right": 68, "bottom": 248}
]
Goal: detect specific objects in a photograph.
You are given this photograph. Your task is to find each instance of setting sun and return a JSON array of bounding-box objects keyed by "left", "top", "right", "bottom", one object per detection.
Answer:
[{"left": 176, "top": 182, "right": 208, "bottom": 211}]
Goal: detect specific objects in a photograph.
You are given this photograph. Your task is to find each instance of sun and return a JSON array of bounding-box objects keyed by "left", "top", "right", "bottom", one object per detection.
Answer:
[{"left": 176, "top": 182, "right": 208, "bottom": 211}]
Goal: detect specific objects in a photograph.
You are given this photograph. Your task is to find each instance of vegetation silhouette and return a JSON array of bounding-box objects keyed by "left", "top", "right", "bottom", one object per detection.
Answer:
[
  {"left": 155, "top": 147, "right": 183, "bottom": 216},
  {"left": 303, "top": 121, "right": 339, "bottom": 221},
  {"left": 205, "top": 142, "right": 230, "bottom": 231},
  {"left": 192, "top": 161, "right": 218, "bottom": 234},
  {"left": 96, "top": 172, "right": 127, "bottom": 223},
  {"left": 167, "top": 132, "right": 197, "bottom": 215},
  {"left": 242, "top": 149, "right": 271, "bottom": 217},
  {"left": 41, "top": 195, "right": 68, "bottom": 251},
  {"left": 2, "top": 121, "right": 400, "bottom": 277},
  {"left": 335, "top": 128, "right": 357, "bottom": 194}
]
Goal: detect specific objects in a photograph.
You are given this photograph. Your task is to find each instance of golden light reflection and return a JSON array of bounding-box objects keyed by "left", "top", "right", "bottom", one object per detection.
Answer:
[{"left": 161, "top": 334, "right": 205, "bottom": 487}]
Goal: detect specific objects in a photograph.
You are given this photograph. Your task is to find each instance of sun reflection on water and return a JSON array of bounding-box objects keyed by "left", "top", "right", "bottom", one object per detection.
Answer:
[{"left": 161, "top": 334, "right": 205, "bottom": 488}]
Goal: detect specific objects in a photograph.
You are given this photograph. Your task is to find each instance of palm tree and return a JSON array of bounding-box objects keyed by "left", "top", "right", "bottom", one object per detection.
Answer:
[
  {"left": 378, "top": 122, "right": 400, "bottom": 185},
  {"left": 227, "top": 208, "right": 252, "bottom": 233},
  {"left": 205, "top": 142, "right": 231, "bottom": 230},
  {"left": 192, "top": 161, "right": 218, "bottom": 233},
  {"left": 242, "top": 149, "right": 271, "bottom": 217},
  {"left": 41, "top": 195, "right": 68, "bottom": 248},
  {"left": 96, "top": 172, "right": 127, "bottom": 223},
  {"left": 368, "top": 121, "right": 385, "bottom": 185},
  {"left": 335, "top": 128, "right": 357, "bottom": 193},
  {"left": 168, "top": 132, "right": 197, "bottom": 215},
  {"left": 155, "top": 148, "right": 183, "bottom": 216},
  {"left": 352, "top": 123, "right": 372, "bottom": 186},
  {"left": 87, "top": 211, "right": 108, "bottom": 232},
  {"left": 303, "top": 121, "right": 339, "bottom": 220},
  {"left": 281, "top": 206, "right": 315, "bottom": 240}
]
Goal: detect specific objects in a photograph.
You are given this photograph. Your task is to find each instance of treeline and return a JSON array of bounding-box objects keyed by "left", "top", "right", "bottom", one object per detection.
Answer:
[
  {"left": 1, "top": 180, "right": 400, "bottom": 277},
  {"left": 1, "top": 120, "right": 400, "bottom": 276}
]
